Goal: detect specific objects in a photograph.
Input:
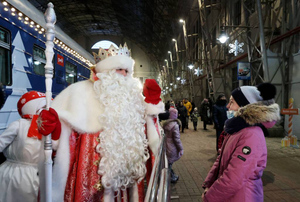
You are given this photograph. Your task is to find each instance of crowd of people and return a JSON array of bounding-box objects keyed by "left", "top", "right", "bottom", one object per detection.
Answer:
[{"left": 0, "top": 43, "right": 281, "bottom": 201}]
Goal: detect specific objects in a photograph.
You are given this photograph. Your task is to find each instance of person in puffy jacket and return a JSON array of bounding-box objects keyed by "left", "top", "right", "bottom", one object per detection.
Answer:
[
  {"left": 190, "top": 107, "right": 199, "bottom": 131},
  {"left": 177, "top": 101, "right": 187, "bottom": 133},
  {"left": 200, "top": 98, "right": 211, "bottom": 130},
  {"left": 202, "top": 83, "right": 280, "bottom": 202},
  {"left": 162, "top": 108, "right": 183, "bottom": 183},
  {"left": 183, "top": 98, "right": 192, "bottom": 129},
  {"left": 213, "top": 94, "right": 228, "bottom": 151}
]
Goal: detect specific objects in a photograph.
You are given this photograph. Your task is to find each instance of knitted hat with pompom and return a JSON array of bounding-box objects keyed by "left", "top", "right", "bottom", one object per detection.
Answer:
[{"left": 231, "top": 83, "right": 276, "bottom": 107}]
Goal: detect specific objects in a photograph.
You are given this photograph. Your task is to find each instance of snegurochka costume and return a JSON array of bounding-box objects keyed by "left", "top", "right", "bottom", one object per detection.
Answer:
[{"left": 0, "top": 91, "right": 58, "bottom": 202}]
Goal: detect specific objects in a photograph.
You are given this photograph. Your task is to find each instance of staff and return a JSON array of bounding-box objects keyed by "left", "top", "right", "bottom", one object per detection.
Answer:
[{"left": 44, "top": 3, "right": 56, "bottom": 202}]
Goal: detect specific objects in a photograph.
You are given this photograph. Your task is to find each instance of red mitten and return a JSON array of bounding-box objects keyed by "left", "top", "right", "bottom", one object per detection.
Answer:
[
  {"left": 38, "top": 108, "right": 61, "bottom": 140},
  {"left": 51, "top": 117, "right": 61, "bottom": 141}
]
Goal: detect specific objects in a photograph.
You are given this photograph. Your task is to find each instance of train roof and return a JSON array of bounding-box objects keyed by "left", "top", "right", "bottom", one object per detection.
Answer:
[{"left": 6, "top": 0, "right": 95, "bottom": 65}]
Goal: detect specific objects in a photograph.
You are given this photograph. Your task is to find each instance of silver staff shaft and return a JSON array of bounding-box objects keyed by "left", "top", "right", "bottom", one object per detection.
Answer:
[{"left": 44, "top": 3, "right": 56, "bottom": 202}]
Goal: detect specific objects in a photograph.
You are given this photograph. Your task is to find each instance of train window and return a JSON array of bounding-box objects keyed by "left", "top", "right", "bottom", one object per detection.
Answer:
[
  {"left": 33, "top": 45, "right": 47, "bottom": 76},
  {"left": 0, "top": 27, "right": 12, "bottom": 85},
  {"left": 65, "top": 61, "right": 77, "bottom": 84}
]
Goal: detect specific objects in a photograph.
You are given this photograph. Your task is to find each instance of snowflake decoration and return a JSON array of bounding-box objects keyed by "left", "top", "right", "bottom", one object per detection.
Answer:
[
  {"left": 181, "top": 79, "right": 186, "bottom": 85},
  {"left": 194, "top": 67, "right": 203, "bottom": 76},
  {"left": 229, "top": 40, "right": 244, "bottom": 56},
  {"left": 21, "top": 98, "right": 26, "bottom": 104}
]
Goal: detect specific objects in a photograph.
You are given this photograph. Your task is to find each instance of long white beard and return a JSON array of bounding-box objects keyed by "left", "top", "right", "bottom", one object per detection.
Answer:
[{"left": 94, "top": 70, "right": 149, "bottom": 192}]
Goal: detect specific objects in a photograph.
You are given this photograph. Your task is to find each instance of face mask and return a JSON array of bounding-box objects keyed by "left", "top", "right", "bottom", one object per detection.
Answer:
[{"left": 226, "top": 110, "right": 235, "bottom": 119}]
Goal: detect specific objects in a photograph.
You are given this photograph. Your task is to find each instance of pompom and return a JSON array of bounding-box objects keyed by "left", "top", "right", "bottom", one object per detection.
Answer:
[{"left": 257, "top": 83, "right": 276, "bottom": 100}]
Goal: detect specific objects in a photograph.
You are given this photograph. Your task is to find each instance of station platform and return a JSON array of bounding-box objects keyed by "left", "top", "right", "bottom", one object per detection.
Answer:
[{"left": 169, "top": 122, "right": 300, "bottom": 201}]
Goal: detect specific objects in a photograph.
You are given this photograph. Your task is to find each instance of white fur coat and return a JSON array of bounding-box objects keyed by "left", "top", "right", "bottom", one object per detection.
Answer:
[{"left": 40, "top": 80, "right": 164, "bottom": 201}]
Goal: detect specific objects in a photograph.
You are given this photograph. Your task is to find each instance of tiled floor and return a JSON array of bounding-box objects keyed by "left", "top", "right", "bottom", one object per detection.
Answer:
[{"left": 169, "top": 122, "right": 300, "bottom": 201}]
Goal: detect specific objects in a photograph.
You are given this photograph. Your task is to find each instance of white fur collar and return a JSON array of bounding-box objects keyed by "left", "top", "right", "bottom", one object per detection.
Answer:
[{"left": 51, "top": 80, "right": 104, "bottom": 134}]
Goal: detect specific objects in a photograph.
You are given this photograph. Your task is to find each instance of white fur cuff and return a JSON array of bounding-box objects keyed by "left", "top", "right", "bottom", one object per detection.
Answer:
[{"left": 144, "top": 101, "right": 164, "bottom": 115}]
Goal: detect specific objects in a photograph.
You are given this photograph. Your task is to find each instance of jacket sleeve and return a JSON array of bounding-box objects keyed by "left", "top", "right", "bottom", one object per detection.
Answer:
[
  {"left": 213, "top": 106, "right": 219, "bottom": 126},
  {"left": 203, "top": 127, "right": 266, "bottom": 202},
  {"left": 202, "top": 154, "right": 221, "bottom": 188},
  {"left": 187, "top": 103, "right": 192, "bottom": 113},
  {"left": 200, "top": 104, "right": 204, "bottom": 117},
  {"left": 0, "top": 120, "right": 19, "bottom": 152},
  {"left": 172, "top": 124, "right": 183, "bottom": 151},
  {"left": 217, "top": 131, "right": 225, "bottom": 151}
]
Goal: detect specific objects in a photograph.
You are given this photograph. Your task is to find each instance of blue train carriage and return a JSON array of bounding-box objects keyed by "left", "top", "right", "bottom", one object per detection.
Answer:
[{"left": 0, "top": 0, "right": 94, "bottom": 134}]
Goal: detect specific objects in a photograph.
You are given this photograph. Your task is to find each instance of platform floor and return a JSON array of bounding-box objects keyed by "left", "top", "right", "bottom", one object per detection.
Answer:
[{"left": 170, "top": 122, "right": 300, "bottom": 202}]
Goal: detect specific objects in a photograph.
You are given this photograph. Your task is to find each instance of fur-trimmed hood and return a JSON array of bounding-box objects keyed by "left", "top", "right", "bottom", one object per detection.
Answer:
[
  {"left": 235, "top": 103, "right": 281, "bottom": 126},
  {"left": 162, "top": 119, "right": 182, "bottom": 128}
]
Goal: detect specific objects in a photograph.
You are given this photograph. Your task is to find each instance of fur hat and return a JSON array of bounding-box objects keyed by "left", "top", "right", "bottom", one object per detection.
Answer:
[
  {"left": 93, "top": 43, "right": 134, "bottom": 75},
  {"left": 231, "top": 83, "right": 276, "bottom": 107},
  {"left": 143, "top": 79, "right": 162, "bottom": 105},
  {"left": 95, "top": 55, "right": 134, "bottom": 75},
  {"left": 169, "top": 108, "right": 178, "bottom": 120}
]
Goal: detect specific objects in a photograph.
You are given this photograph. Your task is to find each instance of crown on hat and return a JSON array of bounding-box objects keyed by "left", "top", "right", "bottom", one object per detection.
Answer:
[{"left": 93, "top": 43, "right": 131, "bottom": 64}]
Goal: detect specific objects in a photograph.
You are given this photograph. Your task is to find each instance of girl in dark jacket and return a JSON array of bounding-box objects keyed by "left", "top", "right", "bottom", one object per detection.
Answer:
[
  {"left": 162, "top": 108, "right": 184, "bottom": 183},
  {"left": 213, "top": 94, "right": 228, "bottom": 151},
  {"left": 200, "top": 99, "right": 211, "bottom": 130}
]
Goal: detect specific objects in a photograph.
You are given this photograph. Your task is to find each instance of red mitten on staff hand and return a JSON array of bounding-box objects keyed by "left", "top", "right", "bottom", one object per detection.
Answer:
[{"left": 38, "top": 108, "right": 61, "bottom": 140}]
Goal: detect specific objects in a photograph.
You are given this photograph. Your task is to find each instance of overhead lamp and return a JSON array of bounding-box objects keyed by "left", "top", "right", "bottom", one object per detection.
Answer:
[
  {"left": 172, "top": 38, "right": 176, "bottom": 42},
  {"left": 179, "top": 19, "right": 185, "bottom": 23},
  {"left": 188, "top": 64, "right": 194, "bottom": 69},
  {"left": 168, "top": 51, "right": 171, "bottom": 54},
  {"left": 218, "top": 29, "right": 229, "bottom": 44},
  {"left": 34, "top": 60, "right": 41, "bottom": 65},
  {"left": 164, "top": 59, "right": 168, "bottom": 62},
  {"left": 176, "top": 77, "right": 181, "bottom": 81}
]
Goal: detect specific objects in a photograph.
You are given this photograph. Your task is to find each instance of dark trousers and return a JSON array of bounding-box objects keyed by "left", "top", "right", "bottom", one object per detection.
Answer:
[
  {"left": 193, "top": 121, "right": 198, "bottom": 130},
  {"left": 169, "top": 163, "right": 178, "bottom": 179},
  {"left": 186, "top": 116, "right": 189, "bottom": 129},
  {"left": 203, "top": 120, "right": 207, "bottom": 130},
  {"left": 180, "top": 118, "right": 186, "bottom": 132}
]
